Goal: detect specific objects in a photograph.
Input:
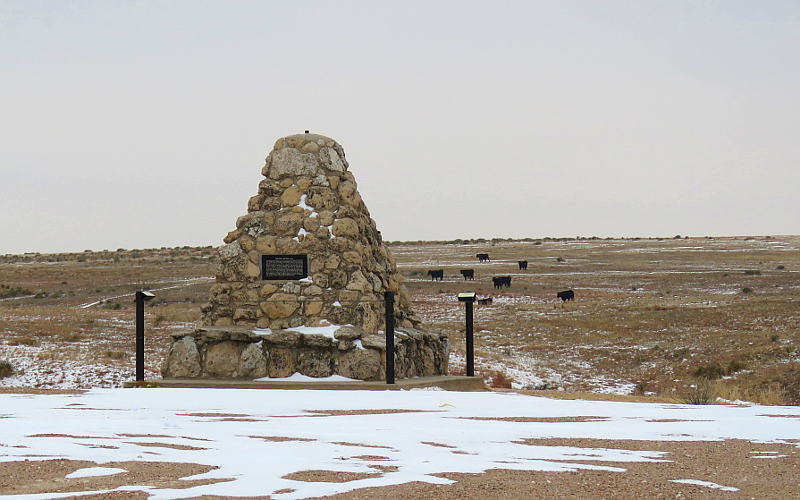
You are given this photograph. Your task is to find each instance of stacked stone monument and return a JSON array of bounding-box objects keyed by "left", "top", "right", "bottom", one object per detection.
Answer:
[{"left": 161, "top": 133, "right": 449, "bottom": 381}]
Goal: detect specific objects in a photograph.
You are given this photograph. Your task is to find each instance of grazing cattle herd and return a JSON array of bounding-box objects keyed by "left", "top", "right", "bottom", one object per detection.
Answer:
[
  {"left": 492, "top": 276, "right": 512, "bottom": 289},
  {"left": 427, "top": 269, "right": 444, "bottom": 281},
  {"left": 557, "top": 289, "right": 575, "bottom": 302},
  {"left": 414, "top": 251, "right": 575, "bottom": 305}
]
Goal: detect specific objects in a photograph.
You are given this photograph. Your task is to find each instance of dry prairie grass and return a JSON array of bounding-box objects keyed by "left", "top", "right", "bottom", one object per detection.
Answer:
[
  {"left": 1, "top": 237, "right": 799, "bottom": 404},
  {"left": 0, "top": 247, "right": 214, "bottom": 386},
  {"left": 396, "top": 235, "right": 800, "bottom": 404}
]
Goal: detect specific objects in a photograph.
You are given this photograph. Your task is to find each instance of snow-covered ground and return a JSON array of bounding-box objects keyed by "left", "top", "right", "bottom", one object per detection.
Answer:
[
  {"left": 0, "top": 343, "right": 158, "bottom": 390},
  {"left": 0, "top": 388, "right": 798, "bottom": 499}
]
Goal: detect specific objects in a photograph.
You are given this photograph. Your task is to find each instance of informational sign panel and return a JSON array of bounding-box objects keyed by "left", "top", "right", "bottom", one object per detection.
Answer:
[{"left": 261, "top": 254, "right": 308, "bottom": 280}]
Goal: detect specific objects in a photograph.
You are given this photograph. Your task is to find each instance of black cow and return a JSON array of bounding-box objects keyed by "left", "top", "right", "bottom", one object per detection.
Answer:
[
  {"left": 518, "top": 260, "right": 528, "bottom": 270},
  {"left": 477, "top": 297, "right": 493, "bottom": 305},
  {"left": 427, "top": 269, "right": 444, "bottom": 281},
  {"left": 492, "top": 276, "right": 512, "bottom": 289},
  {"left": 557, "top": 290, "right": 575, "bottom": 302},
  {"left": 460, "top": 269, "right": 475, "bottom": 280},
  {"left": 476, "top": 253, "right": 490, "bottom": 262}
]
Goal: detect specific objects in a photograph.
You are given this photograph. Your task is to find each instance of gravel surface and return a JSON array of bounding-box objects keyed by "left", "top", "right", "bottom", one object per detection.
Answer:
[
  {"left": 2, "top": 439, "right": 796, "bottom": 499},
  {"left": 314, "top": 439, "right": 799, "bottom": 499}
]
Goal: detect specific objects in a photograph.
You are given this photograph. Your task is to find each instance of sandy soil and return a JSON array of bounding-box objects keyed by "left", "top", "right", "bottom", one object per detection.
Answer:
[
  {"left": 315, "top": 439, "right": 799, "bottom": 500},
  {"left": 0, "top": 460, "right": 227, "bottom": 497},
  {"left": 0, "top": 387, "right": 84, "bottom": 395},
  {"left": 3, "top": 439, "right": 796, "bottom": 499}
]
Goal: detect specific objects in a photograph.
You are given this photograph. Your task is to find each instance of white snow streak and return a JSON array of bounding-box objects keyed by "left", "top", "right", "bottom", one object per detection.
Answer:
[
  {"left": 670, "top": 479, "right": 739, "bottom": 492},
  {"left": 0, "top": 389, "right": 796, "bottom": 499},
  {"left": 65, "top": 467, "right": 127, "bottom": 479}
]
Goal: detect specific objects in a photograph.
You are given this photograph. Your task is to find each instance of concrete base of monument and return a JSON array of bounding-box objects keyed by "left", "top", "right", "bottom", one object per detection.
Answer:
[
  {"left": 161, "top": 325, "right": 450, "bottom": 381},
  {"left": 126, "top": 375, "right": 488, "bottom": 392}
]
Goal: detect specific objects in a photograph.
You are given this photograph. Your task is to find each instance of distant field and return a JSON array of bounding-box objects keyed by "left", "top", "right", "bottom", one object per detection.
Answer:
[{"left": 1, "top": 236, "right": 798, "bottom": 404}]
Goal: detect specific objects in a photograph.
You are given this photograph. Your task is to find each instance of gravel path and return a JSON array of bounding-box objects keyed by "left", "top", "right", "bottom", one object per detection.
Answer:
[{"left": 1, "top": 438, "right": 796, "bottom": 499}]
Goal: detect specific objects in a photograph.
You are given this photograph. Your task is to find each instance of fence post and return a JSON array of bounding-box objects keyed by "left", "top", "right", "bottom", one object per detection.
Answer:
[
  {"left": 134, "top": 291, "right": 155, "bottom": 382},
  {"left": 465, "top": 299, "right": 474, "bottom": 376},
  {"left": 384, "top": 291, "right": 395, "bottom": 384},
  {"left": 457, "top": 292, "right": 477, "bottom": 377},
  {"left": 135, "top": 292, "right": 145, "bottom": 381}
]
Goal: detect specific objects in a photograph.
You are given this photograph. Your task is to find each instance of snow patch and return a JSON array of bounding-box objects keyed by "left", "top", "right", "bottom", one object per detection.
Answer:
[
  {"left": 297, "top": 194, "right": 312, "bottom": 211},
  {"left": 254, "top": 373, "right": 359, "bottom": 382},
  {"left": 285, "top": 324, "right": 341, "bottom": 339},
  {"left": 670, "top": 479, "right": 739, "bottom": 492},
  {"left": 66, "top": 467, "right": 127, "bottom": 479},
  {"left": 0, "top": 389, "right": 796, "bottom": 499}
]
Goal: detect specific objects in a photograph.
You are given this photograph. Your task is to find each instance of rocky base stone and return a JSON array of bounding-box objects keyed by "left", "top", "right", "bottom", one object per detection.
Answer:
[{"left": 161, "top": 325, "right": 449, "bottom": 381}]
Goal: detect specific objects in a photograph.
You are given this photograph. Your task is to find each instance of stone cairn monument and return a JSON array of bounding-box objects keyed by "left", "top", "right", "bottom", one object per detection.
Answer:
[{"left": 161, "top": 133, "right": 449, "bottom": 381}]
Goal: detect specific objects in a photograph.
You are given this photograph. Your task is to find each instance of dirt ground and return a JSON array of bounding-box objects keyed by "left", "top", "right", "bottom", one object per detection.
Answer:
[
  {"left": 0, "top": 459, "right": 224, "bottom": 497},
  {"left": 316, "top": 439, "right": 800, "bottom": 500},
  {"left": 1, "top": 236, "right": 799, "bottom": 404},
  {"left": 394, "top": 236, "right": 800, "bottom": 404},
  {"left": 0, "top": 438, "right": 796, "bottom": 499}
]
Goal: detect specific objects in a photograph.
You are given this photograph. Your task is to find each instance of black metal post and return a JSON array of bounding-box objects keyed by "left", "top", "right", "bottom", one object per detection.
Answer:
[
  {"left": 465, "top": 300, "right": 474, "bottom": 377},
  {"left": 384, "top": 291, "right": 395, "bottom": 384},
  {"left": 135, "top": 291, "right": 145, "bottom": 381}
]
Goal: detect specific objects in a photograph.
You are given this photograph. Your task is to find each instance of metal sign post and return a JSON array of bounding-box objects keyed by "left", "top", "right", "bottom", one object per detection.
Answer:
[
  {"left": 384, "top": 291, "right": 395, "bottom": 384},
  {"left": 458, "top": 292, "right": 477, "bottom": 377},
  {"left": 135, "top": 291, "right": 155, "bottom": 382}
]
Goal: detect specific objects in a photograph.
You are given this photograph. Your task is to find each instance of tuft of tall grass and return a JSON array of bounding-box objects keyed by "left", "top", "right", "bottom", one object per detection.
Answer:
[
  {"left": 716, "top": 383, "right": 786, "bottom": 406},
  {"left": 0, "top": 284, "right": 33, "bottom": 299},
  {"left": 682, "top": 380, "right": 718, "bottom": 405},
  {"left": 693, "top": 361, "right": 747, "bottom": 379},
  {"left": 0, "top": 360, "right": 14, "bottom": 379}
]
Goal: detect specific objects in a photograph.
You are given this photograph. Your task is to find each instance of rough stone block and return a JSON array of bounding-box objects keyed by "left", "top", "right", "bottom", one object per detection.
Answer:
[
  {"left": 260, "top": 329, "right": 302, "bottom": 347},
  {"left": 296, "top": 348, "right": 333, "bottom": 377},
  {"left": 161, "top": 336, "right": 201, "bottom": 378},
  {"left": 262, "top": 293, "right": 299, "bottom": 318},
  {"left": 303, "top": 333, "right": 334, "bottom": 348},
  {"left": 239, "top": 342, "right": 267, "bottom": 379},
  {"left": 268, "top": 148, "right": 319, "bottom": 179},
  {"left": 267, "top": 347, "right": 295, "bottom": 378},
  {"left": 333, "top": 325, "right": 363, "bottom": 340},
  {"left": 337, "top": 347, "right": 381, "bottom": 380},
  {"left": 361, "top": 334, "right": 386, "bottom": 351},
  {"left": 205, "top": 341, "right": 242, "bottom": 378}
]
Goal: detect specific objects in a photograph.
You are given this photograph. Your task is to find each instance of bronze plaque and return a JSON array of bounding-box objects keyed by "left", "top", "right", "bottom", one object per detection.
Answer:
[{"left": 261, "top": 254, "right": 308, "bottom": 280}]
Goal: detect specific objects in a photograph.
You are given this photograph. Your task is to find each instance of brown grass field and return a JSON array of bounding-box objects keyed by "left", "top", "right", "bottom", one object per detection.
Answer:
[{"left": 1, "top": 236, "right": 798, "bottom": 405}]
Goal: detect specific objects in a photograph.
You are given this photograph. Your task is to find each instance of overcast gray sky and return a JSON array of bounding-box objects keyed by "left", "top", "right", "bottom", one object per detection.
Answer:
[{"left": 1, "top": 0, "right": 798, "bottom": 254}]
